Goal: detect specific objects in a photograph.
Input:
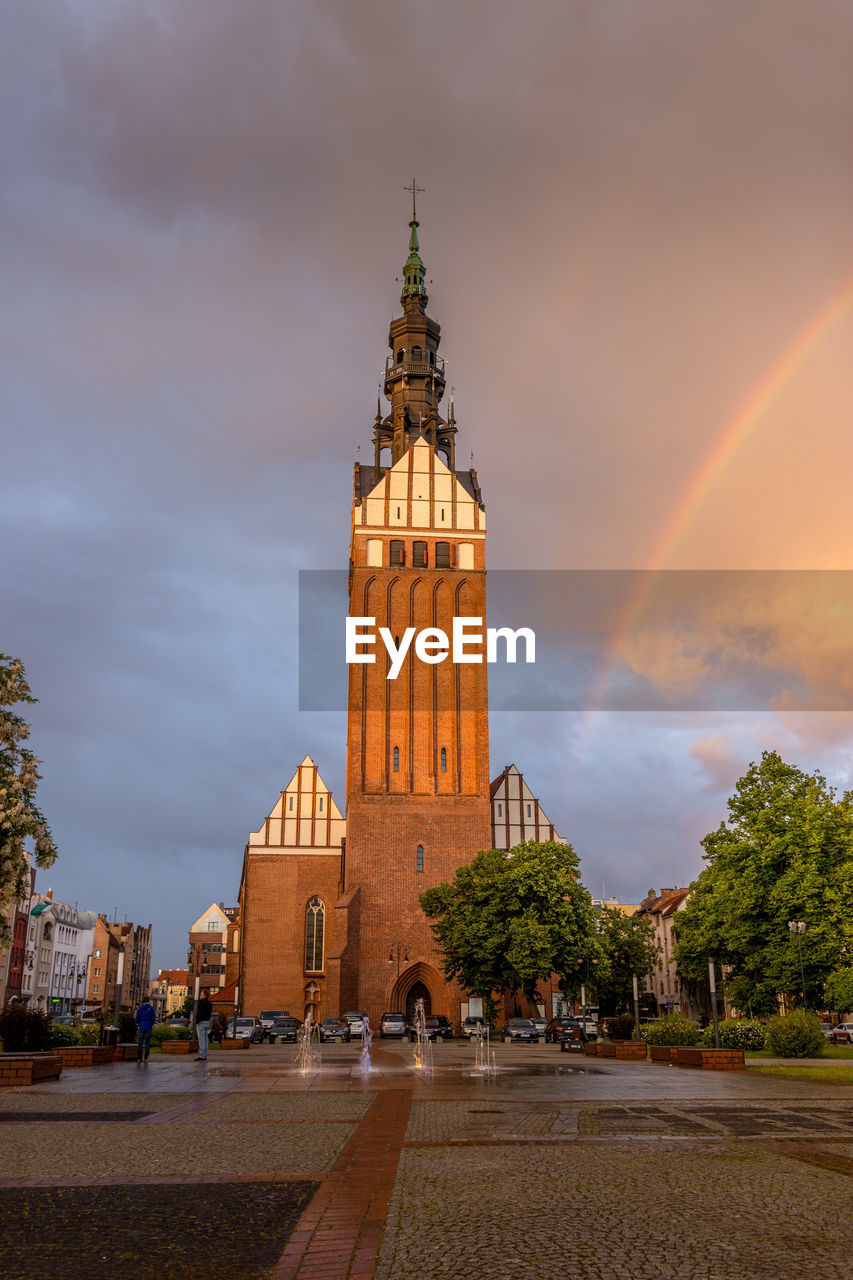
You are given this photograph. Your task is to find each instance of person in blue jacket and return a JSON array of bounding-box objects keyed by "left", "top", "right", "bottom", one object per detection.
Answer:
[{"left": 135, "top": 997, "right": 157, "bottom": 1063}]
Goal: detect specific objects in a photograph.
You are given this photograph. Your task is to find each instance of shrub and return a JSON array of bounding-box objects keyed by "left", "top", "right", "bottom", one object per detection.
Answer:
[
  {"left": 151, "top": 1024, "right": 193, "bottom": 1045},
  {"left": 78, "top": 1023, "right": 100, "bottom": 1045},
  {"left": 700, "top": 1019, "right": 766, "bottom": 1050},
  {"left": 604, "top": 1014, "right": 636, "bottom": 1040},
  {"left": 0, "top": 1005, "right": 53, "bottom": 1053},
  {"left": 765, "top": 1009, "right": 824, "bottom": 1058},
  {"left": 48, "top": 1022, "right": 82, "bottom": 1047},
  {"left": 641, "top": 1014, "right": 701, "bottom": 1046}
]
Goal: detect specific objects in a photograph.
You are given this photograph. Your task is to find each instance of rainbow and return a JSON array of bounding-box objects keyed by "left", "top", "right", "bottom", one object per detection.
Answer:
[{"left": 591, "top": 274, "right": 853, "bottom": 709}]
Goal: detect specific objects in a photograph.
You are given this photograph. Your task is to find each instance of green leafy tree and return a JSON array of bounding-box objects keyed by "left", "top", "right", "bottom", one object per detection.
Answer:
[
  {"left": 674, "top": 751, "right": 853, "bottom": 1014},
  {"left": 593, "top": 905, "right": 660, "bottom": 1016},
  {"left": 824, "top": 968, "right": 853, "bottom": 1017},
  {"left": 0, "top": 656, "right": 57, "bottom": 944},
  {"left": 419, "top": 840, "right": 599, "bottom": 1016}
]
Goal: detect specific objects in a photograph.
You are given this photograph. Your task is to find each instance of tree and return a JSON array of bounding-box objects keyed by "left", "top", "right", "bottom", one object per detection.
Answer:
[
  {"left": 673, "top": 751, "right": 853, "bottom": 1014},
  {"left": 0, "top": 656, "right": 57, "bottom": 944},
  {"left": 419, "top": 840, "right": 599, "bottom": 1017},
  {"left": 593, "top": 905, "right": 661, "bottom": 1016},
  {"left": 824, "top": 968, "right": 853, "bottom": 1018}
]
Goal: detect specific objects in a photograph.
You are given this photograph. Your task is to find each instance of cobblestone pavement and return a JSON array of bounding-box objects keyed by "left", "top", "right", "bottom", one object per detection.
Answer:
[
  {"left": 2, "top": 1045, "right": 853, "bottom": 1278},
  {"left": 375, "top": 1143, "right": 853, "bottom": 1280}
]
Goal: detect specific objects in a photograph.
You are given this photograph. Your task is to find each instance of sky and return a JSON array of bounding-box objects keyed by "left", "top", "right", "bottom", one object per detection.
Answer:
[{"left": 2, "top": 0, "right": 853, "bottom": 973}]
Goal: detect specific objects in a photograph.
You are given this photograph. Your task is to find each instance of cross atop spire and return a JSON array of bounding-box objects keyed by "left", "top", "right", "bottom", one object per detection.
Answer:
[{"left": 404, "top": 178, "right": 425, "bottom": 224}]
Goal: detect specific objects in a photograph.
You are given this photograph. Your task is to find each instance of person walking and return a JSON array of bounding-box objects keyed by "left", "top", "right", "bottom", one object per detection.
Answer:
[
  {"left": 135, "top": 996, "right": 157, "bottom": 1063},
  {"left": 195, "top": 993, "right": 213, "bottom": 1061}
]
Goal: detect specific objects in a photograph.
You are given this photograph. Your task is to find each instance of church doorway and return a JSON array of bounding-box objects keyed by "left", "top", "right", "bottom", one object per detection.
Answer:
[{"left": 406, "top": 981, "right": 431, "bottom": 1024}]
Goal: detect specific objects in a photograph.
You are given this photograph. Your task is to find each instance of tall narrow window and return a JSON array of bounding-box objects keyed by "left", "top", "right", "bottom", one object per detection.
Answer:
[
  {"left": 440, "top": 747, "right": 447, "bottom": 772},
  {"left": 304, "top": 898, "right": 324, "bottom": 972},
  {"left": 289, "top": 796, "right": 294, "bottom": 811},
  {"left": 393, "top": 746, "right": 400, "bottom": 772},
  {"left": 527, "top": 804, "right": 532, "bottom": 818},
  {"left": 416, "top": 844, "right": 424, "bottom": 873},
  {"left": 497, "top": 803, "right": 502, "bottom": 817},
  {"left": 390, "top": 540, "right": 405, "bottom": 566},
  {"left": 318, "top": 796, "right": 323, "bottom": 812},
  {"left": 435, "top": 542, "right": 451, "bottom": 568},
  {"left": 413, "top": 541, "right": 427, "bottom": 567}
]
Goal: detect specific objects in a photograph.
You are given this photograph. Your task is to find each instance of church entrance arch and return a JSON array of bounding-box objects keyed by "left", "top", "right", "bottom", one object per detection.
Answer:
[
  {"left": 388, "top": 961, "right": 444, "bottom": 1021},
  {"left": 405, "top": 981, "right": 431, "bottom": 1024}
]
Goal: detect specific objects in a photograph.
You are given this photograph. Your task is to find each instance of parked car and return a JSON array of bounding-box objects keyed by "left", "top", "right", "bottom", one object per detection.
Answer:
[
  {"left": 50, "top": 1014, "right": 75, "bottom": 1026},
  {"left": 258, "top": 1009, "right": 287, "bottom": 1038},
  {"left": 461, "top": 1016, "right": 486, "bottom": 1038},
  {"left": 501, "top": 1018, "right": 540, "bottom": 1043},
  {"left": 380, "top": 1012, "right": 407, "bottom": 1038},
  {"left": 226, "top": 1016, "right": 264, "bottom": 1043},
  {"left": 409, "top": 1017, "right": 443, "bottom": 1043},
  {"left": 343, "top": 1011, "right": 369, "bottom": 1038},
  {"left": 433, "top": 1015, "right": 453, "bottom": 1040},
  {"left": 530, "top": 1017, "right": 548, "bottom": 1037},
  {"left": 319, "top": 1017, "right": 352, "bottom": 1043},
  {"left": 269, "top": 1016, "right": 301, "bottom": 1044},
  {"left": 829, "top": 1022, "right": 853, "bottom": 1045},
  {"left": 545, "top": 1016, "right": 579, "bottom": 1044},
  {"left": 819, "top": 1022, "right": 833, "bottom": 1039}
]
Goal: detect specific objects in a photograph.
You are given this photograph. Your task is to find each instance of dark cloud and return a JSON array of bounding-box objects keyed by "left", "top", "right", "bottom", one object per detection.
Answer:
[{"left": 2, "top": 1, "right": 853, "bottom": 968}]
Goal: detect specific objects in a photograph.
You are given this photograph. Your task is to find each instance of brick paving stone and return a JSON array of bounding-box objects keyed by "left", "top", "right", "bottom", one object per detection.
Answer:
[
  {"left": 185, "top": 1092, "right": 374, "bottom": 1124},
  {"left": 0, "top": 1092, "right": 193, "bottom": 1112},
  {"left": 375, "top": 1143, "right": 853, "bottom": 1280}
]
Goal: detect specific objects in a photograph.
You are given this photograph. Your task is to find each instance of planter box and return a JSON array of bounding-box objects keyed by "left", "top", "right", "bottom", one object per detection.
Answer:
[
  {"left": 600, "top": 1040, "right": 648, "bottom": 1060},
  {"left": 113, "top": 1043, "right": 141, "bottom": 1062},
  {"left": 674, "top": 1046, "right": 745, "bottom": 1071},
  {"left": 51, "top": 1045, "right": 115, "bottom": 1069},
  {"left": 0, "top": 1052, "right": 63, "bottom": 1087},
  {"left": 160, "top": 1039, "right": 200, "bottom": 1056},
  {"left": 649, "top": 1045, "right": 678, "bottom": 1063},
  {"left": 220, "top": 1037, "right": 251, "bottom": 1050},
  {"left": 584, "top": 1042, "right": 602, "bottom": 1056}
]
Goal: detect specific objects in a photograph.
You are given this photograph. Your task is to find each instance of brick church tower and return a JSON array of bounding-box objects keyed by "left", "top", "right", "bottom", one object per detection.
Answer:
[{"left": 337, "top": 194, "right": 492, "bottom": 1024}]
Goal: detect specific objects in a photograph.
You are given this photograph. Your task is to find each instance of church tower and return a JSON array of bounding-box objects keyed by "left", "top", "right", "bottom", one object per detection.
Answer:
[{"left": 338, "top": 190, "right": 492, "bottom": 1024}]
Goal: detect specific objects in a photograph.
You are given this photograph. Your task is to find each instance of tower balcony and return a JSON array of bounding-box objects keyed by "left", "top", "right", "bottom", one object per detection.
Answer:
[{"left": 384, "top": 352, "right": 446, "bottom": 385}]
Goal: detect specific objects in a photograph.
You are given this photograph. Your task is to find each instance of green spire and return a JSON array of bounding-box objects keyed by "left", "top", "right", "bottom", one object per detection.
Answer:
[{"left": 401, "top": 179, "right": 427, "bottom": 302}]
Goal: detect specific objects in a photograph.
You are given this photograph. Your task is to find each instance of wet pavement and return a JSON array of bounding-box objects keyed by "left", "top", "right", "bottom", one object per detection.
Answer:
[{"left": 1, "top": 1038, "right": 851, "bottom": 1279}]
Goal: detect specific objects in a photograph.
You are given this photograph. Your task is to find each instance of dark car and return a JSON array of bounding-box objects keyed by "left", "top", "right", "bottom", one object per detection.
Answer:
[
  {"left": 380, "top": 1012, "right": 407, "bottom": 1038},
  {"left": 259, "top": 1009, "right": 287, "bottom": 1038},
  {"left": 545, "top": 1016, "right": 580, "bottom": 1044},
  {"left": 409, "top": 1017, "right": 443, "bottom": 1043},
  {"left": 269, "top": 1016, "right": 300, "bottom": 1044},
  {"left": 501, "top": 1018, "right": 539, "bottom": 1043},
  {"left": 461, "top": 1016, "right": 486, "bottom": 1039},
  {"left": 530, "top": 1017, "right": 548, "bottom": 1037},
  {"left": 319, "top": 1017, "right": 351, "bottom": 1043},
  {"left": 433, "top": 1015, "right": 453, "bottom": 1040}
]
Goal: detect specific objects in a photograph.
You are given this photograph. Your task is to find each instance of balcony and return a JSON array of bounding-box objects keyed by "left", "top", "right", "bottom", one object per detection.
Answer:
[{"left": 384, "top": 353, "right": 446, "bottom": 383}]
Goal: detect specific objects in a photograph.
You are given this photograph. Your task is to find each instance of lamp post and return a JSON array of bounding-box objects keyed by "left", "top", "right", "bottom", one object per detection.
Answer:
[
  {"left": 708, "top": 959, "right": 720, "bottom": 1049},
  {"left": 387, "top": 944, "right": 409, "bottom": 1009},
  {"left": 632, "top": 972, "right": 641, "bottom": 1042},
  {"left": 788, "top": 921, "right": 807, "bottom": 1010}
]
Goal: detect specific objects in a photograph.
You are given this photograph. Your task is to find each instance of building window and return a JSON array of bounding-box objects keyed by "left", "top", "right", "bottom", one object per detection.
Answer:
[
  {"left": 94, "top": 968, "right": 101, "bottom": 977},
  {"left": 527, "top": 804, "right": 532, "bottom": 818},
  {"left": 435, "top": 542, "right": 451, "bottom": 568},
  {"left": 413, "top": 541, "right": 427, "bottom": 567},
  {"left": 416, "top": 845, "right": 424, "bottom": 872},
  {"left": 440, "top": 747, "right": 447, "bottom": 772},
  {"left": 94, "top": 949, "right": 101, "bottom": 958},
  {"left": 393, "top": 746, "right": 400, "bottom": 772},
  {"left": 289, "top": 795, "right": 294, "bottom": 810},
  {"left": 305, "top": 898, "right": 324, "bottom": 973},
  {"left": 497, "top": 803, "right": 502, "bottom": 817},
  {"left": 390, "top": 540, "right": 405, "bottom": 566},
  {"left": 93, "top": 984, "right": 99, "bottom": 993}
]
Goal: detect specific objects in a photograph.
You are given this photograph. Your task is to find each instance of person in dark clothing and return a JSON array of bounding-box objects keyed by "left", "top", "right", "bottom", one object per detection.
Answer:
[
  {"left": 135, "top": 998, "right": 157, "bottom": 1063},
  {"left": 195, "top": 994, "right": 213, "bottom": 1061}
]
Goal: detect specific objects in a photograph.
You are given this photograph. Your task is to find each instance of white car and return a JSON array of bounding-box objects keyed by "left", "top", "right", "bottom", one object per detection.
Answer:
[
  {"left": 829, "top": 1022, "right": 853, "bottom": 1045},
  {"left": 343, "top": 1011, "right": 368, "bottom": 1038}
]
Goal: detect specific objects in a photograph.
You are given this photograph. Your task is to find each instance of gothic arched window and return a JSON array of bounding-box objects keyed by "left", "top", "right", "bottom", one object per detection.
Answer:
[
  {"left": 304, "top": 898, "right": 324, "bottom": 973},
  {"left": 416, "top": 844, "right": 424, "bottom": 873},
  {"left": 393, "top": 746, "right": 400, "bottom": 772},
  {"left": 440, "top": 747, "right": 447, "bottom": 772}
]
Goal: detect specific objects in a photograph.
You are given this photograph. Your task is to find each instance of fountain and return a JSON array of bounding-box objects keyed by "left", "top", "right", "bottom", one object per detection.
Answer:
[
  {"left": 410, "top": 997, "right": 433, "bottom": 1074},
  {"left": 296, "top": 1011, "right": 321, "bottom": 1075},
  {"left": 473, "top": 1021, "right": 496, "bottom": 1074},
  {"left": 360, "top": 1015, "right": 373, "bottom": 1075}
]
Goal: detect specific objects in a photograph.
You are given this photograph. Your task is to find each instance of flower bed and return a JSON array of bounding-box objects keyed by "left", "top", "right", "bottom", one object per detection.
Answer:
[
  {"left": 649, "top": 1045, "right": 678, "bottom": 1063},
  {"left": 160, "top": 1039, "right": 200, "bottom": 1056},
  {"left": 600, "top": 1040, "right": 647, "bottom": 1061},
  {"left": 0, "top": 1052, "right": 63, "bottom": 1087},
  {"left": 674, "top": 1046, "right": 745, "bottom": 1071},
  {"left": 51, "top": 1045, "right": 115, "bottom": 1069},
  {"left": 220, "top": 1038, "right": 250, "bottom": 1050}
]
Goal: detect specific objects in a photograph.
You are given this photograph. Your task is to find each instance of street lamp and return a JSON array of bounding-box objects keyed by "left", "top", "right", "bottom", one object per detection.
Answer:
[
  {"left": 387, "top": 944, "right": 409, "bottom": 1009},
  {"left": 788, "top": 921, "right": 807, "bottom": 1010}
]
